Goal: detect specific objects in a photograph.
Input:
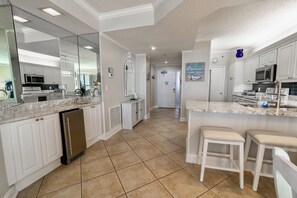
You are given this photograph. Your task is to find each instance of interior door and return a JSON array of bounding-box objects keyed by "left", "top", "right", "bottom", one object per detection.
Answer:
[
  {"left": 210, "top": 67, "right": 226, "bottom": 102},
  {"left": 157, "top": 70, "right": 176, "bottom": 108}
]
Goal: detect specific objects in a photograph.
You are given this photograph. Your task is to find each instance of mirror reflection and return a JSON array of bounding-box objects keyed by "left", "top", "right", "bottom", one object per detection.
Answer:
[
  {"left": 9, "top": 6, "right": 100, "bottom": 103},
  {"left": 124, "top": 53, "right": 135, "bottom": 96},
  {"left": 0, "top": 4, "right": 21, "bottom": 103}
]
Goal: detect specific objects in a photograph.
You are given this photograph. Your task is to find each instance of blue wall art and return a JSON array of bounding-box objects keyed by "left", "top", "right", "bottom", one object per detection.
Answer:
[{"left": 185, "top": 62, "right": 205, "bottom": 81}]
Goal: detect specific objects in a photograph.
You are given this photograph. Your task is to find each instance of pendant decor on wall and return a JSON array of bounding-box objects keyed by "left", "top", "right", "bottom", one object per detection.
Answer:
[
  {"left": 236, "top": 49, "right": 244, "bottom": 58},
  {"left": 185, "top": 62, "right": 205, "bottom": 81}
]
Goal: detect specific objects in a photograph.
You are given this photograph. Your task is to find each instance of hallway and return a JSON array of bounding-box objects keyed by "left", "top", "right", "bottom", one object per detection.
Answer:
[{"left": 17, "top": 109, "right": 275, "bottom": 198}]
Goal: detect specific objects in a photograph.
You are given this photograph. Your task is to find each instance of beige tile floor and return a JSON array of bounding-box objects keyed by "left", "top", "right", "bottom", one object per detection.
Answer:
[{"left": 17, "top": 108, "right": 276, "bottom": 198}]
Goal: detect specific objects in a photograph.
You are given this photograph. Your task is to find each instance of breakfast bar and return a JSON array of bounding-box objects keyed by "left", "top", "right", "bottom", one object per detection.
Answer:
[{"left": 186, "top": 101, "right": 297, "bottom": 176}]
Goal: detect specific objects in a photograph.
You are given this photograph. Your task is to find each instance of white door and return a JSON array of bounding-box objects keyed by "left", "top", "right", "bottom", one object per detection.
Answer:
[
  {"left": 157, "top": 70, "right": 176, "bottom": 108},
  {"left": 210, "top": 67, "right": 225, "bottom": 102},
  {"left": 10, "top": 118, "right": 43, "bottom": 180},
  {"left": 39, "top": 114, "right": 62, "bottom": 166},
  {"left": 227, "top": 63, "right": 235, "bottom": 102}
]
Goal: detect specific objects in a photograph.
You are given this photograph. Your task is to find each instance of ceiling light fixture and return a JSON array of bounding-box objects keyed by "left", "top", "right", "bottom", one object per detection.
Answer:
[
  {"left": 151, "top": 46, "right": 156, "bottom": 50},
  {"left": 165, "top": 61, "right": 168, "bottom": 64},
  {"left": 13, "top": 15, "right": 29, "bottom": 23},
  {"left": 83, "top": 46, "right": 93, "bottom": 49},
  {"left": 42, "top": 8, "right": 62, "bottom": 16}
]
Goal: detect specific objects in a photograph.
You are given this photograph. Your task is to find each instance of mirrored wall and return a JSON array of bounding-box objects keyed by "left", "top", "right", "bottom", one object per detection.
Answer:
[{"left": 0, "top": 4, "right": 101, "bottom": 104}]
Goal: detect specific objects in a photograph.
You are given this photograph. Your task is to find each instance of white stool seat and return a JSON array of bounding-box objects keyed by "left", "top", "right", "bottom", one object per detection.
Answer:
[
  {"left": 202, "top": 127, "right": 245, "bottom": 142},
  {"left": 247, "top": 130, "right": 297, "bottom": 148},
  {"left": 199, "top": 126, "right": 245, "bottom": 189},
  {"left": 244, "top": 129, "right": 297, "bottom": 192}
]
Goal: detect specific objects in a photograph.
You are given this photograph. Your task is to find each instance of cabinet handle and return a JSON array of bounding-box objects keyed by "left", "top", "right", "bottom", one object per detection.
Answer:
[
  {"left": 288, "top": 77, "right": 293, "bottom": 79},
  {"left": 40, "top": 118, "right": 44, "bottom": 120},
  {"left": 35, "top": 118, "right": 39, "bottom": 121},
  {"left": 66, "top": 118, "right": 73, "bottom": 155},
  {"left": 91, "top": 106, "right": 95, "bottom": 108}
]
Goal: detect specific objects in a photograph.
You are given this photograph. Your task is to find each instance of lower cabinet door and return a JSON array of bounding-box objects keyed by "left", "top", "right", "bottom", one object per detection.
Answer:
[
  {"left": 39, "top": 114, "right": 62, "bottom": 166},
  {"left": 132, "top": 103, "right": 138, "bottom": 125},
  {"left": 10, "top": 118, "right": 43, "bottom": 180},
  {"left": 83, "top": 107, "right": 92, "bottom": 141},
  {"left": 93, "top": 105, "right": 102, "bottom": 137}
]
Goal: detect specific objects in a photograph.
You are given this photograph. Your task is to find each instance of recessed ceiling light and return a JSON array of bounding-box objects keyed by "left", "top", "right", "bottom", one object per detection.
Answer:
[
  {"left": 84, "top": 46, "right": 93, "bottom": 49},
  {"left": 151, "top": 46, "right": 156, "bottom": 50},
  {"left": 165, "top": 61, "right": 168, "bottom": 64},
  {"left": 13, "top": 15, "right": 29, "bottom": 23},
  {"left": 42, "top": 8, "right": 62, "bottom": 16}
]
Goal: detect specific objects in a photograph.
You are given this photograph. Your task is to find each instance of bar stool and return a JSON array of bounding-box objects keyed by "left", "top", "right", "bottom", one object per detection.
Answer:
[
  {"left": 199, "top": 126, "right": 245, "bottom": 189},
  {"left": 244, "top": 130, "right": 297, "bottom": 191}
]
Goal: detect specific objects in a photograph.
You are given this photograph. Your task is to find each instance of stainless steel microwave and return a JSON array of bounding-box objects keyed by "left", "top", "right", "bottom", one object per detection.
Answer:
[
  {"left": 255, "top": 64, "right": 276, "bottom": 83},
  {"left": 24, "top": 74, "right": 45, "bottom": 84}
]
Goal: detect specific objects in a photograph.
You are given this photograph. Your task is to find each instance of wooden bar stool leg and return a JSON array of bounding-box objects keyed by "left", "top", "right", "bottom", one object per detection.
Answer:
[
  {"left": 239, "top": 142, "right": 244, "bottom": 189},
  {"left": 253, "top": 144, "right": 265, "bottom": 191},
  {"left": 200, "top": 139, "right": 209, "bottom": 182},
  {"left": 244, "top": 134, "right": 252, "bottom": 161}
]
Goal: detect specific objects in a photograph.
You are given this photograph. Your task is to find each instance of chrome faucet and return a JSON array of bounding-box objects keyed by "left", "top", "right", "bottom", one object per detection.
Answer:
[
  {"left": 0, "top": 89, "right": 7, "bottom": 98},
  {"left": 92, "top": 88, "right": 100, "bottom": 97},
  {"left": 74, "top": 89, "right": 82, "bottom": 96},
  {"left": 274, "top": 80, "right": 282, "bottom": 113},
  {"left": 60, "top": 89, "right": 67, "bottom": 99}
]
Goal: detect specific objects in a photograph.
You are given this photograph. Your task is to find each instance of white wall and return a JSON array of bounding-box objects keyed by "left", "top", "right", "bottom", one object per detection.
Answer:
[
  {"left": 135, "top": 54, "right": 151, "bottom": 117},
  {"left": 100, "top": 35, "right": 133, "bottom": 133},
  {"left": 181, "top": 41, "right": 211, "bottom": 120},
  {"left": 150, "top": 65, "right": 156, "bottom": 109}
]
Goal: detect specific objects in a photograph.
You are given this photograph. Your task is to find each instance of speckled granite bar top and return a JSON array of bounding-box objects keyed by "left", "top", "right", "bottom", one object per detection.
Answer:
[
  {"left": 186, "top": 101, "right": 297, "bottom": 118},
  {"left": 0, "top": 96, "right": 101, "bottom": 125}
]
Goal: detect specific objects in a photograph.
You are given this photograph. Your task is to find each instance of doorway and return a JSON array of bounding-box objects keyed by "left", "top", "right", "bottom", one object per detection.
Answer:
[
  {"left": 209, "top": 66, "right": 226, "bottom": 102},
  {"left": 157, "top": 68, "right": 180, "bottom": 108}
]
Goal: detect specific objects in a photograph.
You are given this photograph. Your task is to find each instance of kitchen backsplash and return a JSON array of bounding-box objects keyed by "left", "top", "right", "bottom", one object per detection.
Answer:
[
  {"left": 253, "top": 82, "right": 297, "bottom": 95},
  {"left": 22, "top": 84, "right": 59, "bottom": 90}
]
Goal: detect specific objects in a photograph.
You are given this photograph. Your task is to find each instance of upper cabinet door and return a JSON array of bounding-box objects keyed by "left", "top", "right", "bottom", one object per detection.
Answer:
[
  {"left": 277, "top": 42, "right": 296, "bottom": 80},
  {"left": 39, "top": 114, "right": 62, "bottom": 166},
  {"left": 259, "top": 50, "right": 277, "bottom": 68},
  {"left": 10, "top": 118, "right": 43, "bottom": 180},
  {"left": 244, "top": 57, "right": 259, "bottom": 83}
]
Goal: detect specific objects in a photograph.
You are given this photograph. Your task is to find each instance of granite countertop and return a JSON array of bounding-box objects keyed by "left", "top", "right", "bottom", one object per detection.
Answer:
[
  {"left": 0, "top": 96, "right": 101, "bottom": 125},
  {"left": 186, "top": 101, "right": 297, "bottom": 118}
]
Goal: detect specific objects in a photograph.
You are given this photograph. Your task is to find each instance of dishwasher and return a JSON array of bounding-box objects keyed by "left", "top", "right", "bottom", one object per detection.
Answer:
[{"left": 59, "top": 108, "right": 86, "bottom": 164}]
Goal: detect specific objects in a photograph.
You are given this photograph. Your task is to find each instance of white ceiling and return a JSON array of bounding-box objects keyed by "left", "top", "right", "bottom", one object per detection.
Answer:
[
  {"left": 196, "top": 0, "right": 297, "bottom": 52},
  {"left": 85, "top": 0, "right": 158, "bottom": 13},
  {"left": 7, "top": 0, "right": 297, "bottom": 67}
]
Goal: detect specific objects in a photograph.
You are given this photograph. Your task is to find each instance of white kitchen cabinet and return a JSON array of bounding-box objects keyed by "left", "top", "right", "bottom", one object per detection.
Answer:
[
  {"left": 1, "top": 113, "right": 62, "bottom": 184},
  {"left": 39, "top": 114, "right": 62, "bottom": 166},
  {"left": 259, "top": 50, "right": 277, "bottom": 68},
  {"left": 243, "top": 57, "right": 259, "bottom": 83},
  {"left": 277, "top": 42, "right": 296, "bottom": 80},
  {"left": 83, "top": 105, "right": 102, "bottom": 146},
  {"left": 10, "top": 118, "right": 43, "bottom": 181},
  {"left": 43, "top": 67, "right": 62, "bottom": 84},
  {"left": 122, "top": 99, "right": 145, "bottom": 129},
  {"left": 22, "top": 63, "right": 43, "bottom": 75}
]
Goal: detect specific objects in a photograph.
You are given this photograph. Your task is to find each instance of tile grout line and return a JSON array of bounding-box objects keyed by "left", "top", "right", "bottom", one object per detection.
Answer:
[
  {"left": 102, "top": 140, "right": 127, "bottom": 197},
  {"left": 35, "top": 176, "right": 44, "bottom": 197},
  {"left": 80, "top": 157, "right": 83, "bottom": 198}
]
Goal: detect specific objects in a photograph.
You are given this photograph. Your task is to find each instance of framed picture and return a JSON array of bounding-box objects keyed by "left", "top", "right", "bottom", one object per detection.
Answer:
[{"left": 185, "top": 62, "right": 205, "bottom": 81}]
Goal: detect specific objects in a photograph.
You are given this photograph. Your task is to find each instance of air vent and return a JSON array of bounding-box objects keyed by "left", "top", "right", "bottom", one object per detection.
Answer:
[{"left": 109, "top": 105, "right": 121, "bottom": 129}]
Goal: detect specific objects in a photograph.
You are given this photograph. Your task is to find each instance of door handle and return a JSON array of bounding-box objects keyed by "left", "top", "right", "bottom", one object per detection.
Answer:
[
  {"left": 66, "top": 118, "right": 73, "bottom": 155},
  {"left": 173, "top": 88, "right": 176, "bottom": 93}
]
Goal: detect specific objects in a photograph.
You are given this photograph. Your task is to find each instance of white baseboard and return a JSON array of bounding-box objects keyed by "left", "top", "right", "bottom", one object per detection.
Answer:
[
  {"left": 15, "top": 159, "right": 61, "bottom": 191},
  {"left": 3, "top": 186, "right": 17, "bottom": 198},
  {"left": 180, "top": 117, "right": 187, "bottom": 122},
  {"left": 149, "top": 106, "right": 158, "bottom": 111},
  {"left": 186, "top": 154, "right": 199, "bottom": 164},
  {"left": 86, "top": 135, "right": 102, "bottom": 148},
  {"left": 144, "top": 113, "right": 150, "bottom": 120},
  {"left": 102, "top": 124, "right": 122, "bottom": 140}
]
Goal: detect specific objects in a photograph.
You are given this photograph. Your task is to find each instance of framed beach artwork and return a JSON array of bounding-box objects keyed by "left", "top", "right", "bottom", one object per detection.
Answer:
[{"left": 185, "top": 62, "right": 205, "bottom": 81}]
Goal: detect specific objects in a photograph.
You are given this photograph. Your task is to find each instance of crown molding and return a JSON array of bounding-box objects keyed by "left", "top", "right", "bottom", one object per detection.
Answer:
[
  {"left": 153, "top": 0, "right": 164, "bottom": 8},
  {"left": 100, "top": 33, "right": 131, "bottom": 52},
  {"left": 74, "top": 0, "right": 100, "bottom": 19},
  {"left": 99, "top": 4, "right": 154, "bottom": 20}
]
